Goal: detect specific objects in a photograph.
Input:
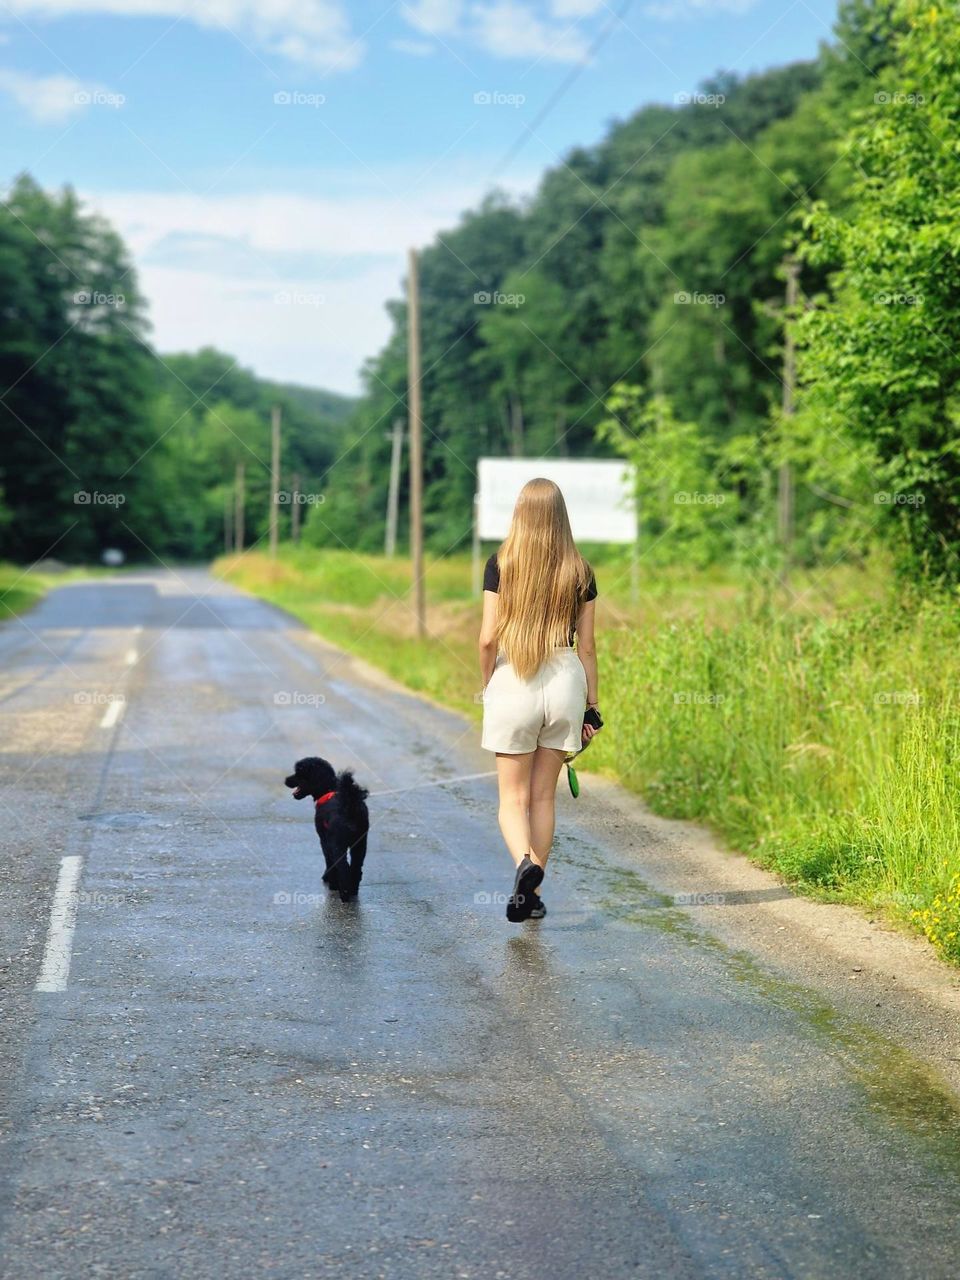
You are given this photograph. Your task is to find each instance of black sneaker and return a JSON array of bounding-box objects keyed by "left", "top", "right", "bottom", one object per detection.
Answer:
[
  {"left": 506, "top": 856, "right": 544, "bottom": 923},
  {"left": 528, "top": 895, "right": 546, "bottom": 920}
]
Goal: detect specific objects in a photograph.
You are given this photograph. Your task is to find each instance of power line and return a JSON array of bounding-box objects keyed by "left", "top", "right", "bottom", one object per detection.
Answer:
[{"left": 491, "top": 0, "right": 636, "bottom": 180}]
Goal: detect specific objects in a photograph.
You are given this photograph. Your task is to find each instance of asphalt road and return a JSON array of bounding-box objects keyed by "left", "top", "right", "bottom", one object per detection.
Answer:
[{"left": 2, "top": 569, "right": 960, "bottom": 1280}]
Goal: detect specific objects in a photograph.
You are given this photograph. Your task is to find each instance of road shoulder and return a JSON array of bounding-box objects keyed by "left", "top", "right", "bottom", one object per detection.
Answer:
[{"left": 578, "top": 771, "right": 960, "bottom": 1095}]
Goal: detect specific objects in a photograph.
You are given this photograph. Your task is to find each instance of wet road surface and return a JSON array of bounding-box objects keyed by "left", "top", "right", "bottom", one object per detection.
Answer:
[{"left": 2, "top": 570, "right": 960, "bottom": 1279}]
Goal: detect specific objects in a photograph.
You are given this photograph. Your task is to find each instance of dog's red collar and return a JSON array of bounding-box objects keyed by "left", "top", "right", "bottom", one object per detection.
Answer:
[{"left": 315, "top": 790, "right": 336, "bottom": 808}]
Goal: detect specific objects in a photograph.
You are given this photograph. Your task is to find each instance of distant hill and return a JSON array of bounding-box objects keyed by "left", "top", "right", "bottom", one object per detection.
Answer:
[{"left": 261, "top": 380, "right": 356, "bottom": 425}]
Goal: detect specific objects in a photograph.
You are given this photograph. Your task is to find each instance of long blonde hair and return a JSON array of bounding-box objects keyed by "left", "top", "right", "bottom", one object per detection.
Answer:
[{"left": 495, "top": 478, "right": 592, "bottom": 680}]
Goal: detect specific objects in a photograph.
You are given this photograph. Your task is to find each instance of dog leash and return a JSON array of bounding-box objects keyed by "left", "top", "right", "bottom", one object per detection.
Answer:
[
  {"left": 367, "top": 770, "right": 496, "bottom": 798},
  {"left": 564, "top": 749, "right": 586, "bottom": 798},
  {"left": 369, "top": 752, "right": 594, "bottom": 801},
  {"left": 565, "top": 708, "right": 604, "bottom": 797}
]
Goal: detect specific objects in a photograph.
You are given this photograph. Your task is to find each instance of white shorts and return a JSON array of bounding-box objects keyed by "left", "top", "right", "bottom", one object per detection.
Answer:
[{"left": 481, "top": 647, "right": 587, "bottom": 755}]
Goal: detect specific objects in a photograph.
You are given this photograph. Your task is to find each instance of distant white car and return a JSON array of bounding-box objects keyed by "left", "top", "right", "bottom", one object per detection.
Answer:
[{"left": 101, "top": 548, "right": 125, "bottom": 567}]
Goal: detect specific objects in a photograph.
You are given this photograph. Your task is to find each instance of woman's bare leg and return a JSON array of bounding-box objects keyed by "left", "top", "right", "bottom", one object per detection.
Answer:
[
  {"left": 494, "top": 751, "right": 536, "bottom": 867},
  {"left": 529, "top": 746, "right": 567, "bottom": 883}
]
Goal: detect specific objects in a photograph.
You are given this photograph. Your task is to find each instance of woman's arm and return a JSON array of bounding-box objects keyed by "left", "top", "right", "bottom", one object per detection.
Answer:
[
  {"left": 478, "top": 590, "right": 499, "bottom": 687},
  {"left": 575, "top": 599, "right": 599, "bottom": 742}
]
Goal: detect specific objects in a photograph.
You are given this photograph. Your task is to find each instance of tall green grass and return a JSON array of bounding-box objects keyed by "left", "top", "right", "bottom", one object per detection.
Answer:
[
  {"left": 217, "top": 546, "right": 960, "bottom": 962},
  {"left": 0, "top": 563, "right": 54, "bottom": 619},
  {"left": 586, "top": 592, "right": 960, "bottom": 958}
]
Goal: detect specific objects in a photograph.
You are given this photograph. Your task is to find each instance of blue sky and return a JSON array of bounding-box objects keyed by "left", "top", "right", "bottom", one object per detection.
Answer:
[{"left": 0, "top": 0, "right": 841, "bottom": 394}]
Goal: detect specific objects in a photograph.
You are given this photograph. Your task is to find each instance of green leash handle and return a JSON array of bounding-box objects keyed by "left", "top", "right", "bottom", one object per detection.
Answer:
[{"left": 564, "top": 709, "right": 603, "bottom": 799}]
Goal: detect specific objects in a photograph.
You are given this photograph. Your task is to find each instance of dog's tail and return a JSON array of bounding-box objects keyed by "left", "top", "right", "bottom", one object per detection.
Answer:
[{"left": 337, "top": 769, "right": 369, "bottom": 820}]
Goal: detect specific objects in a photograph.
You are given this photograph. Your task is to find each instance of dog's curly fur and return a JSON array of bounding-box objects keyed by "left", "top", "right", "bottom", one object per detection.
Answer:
[{"left": 285, "top": 756, "right": 370, "bottom": 901}]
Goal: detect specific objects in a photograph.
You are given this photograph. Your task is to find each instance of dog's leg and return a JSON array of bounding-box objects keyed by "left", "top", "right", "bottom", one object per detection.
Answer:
[
  {"left": 336, "top": 844, "right": 353, "bottom": 901},
  {"left": 348, "top": 831, "right": 368, "bottom": 897},
  {"left": 319, "top": 834, "right": 339, "bottom": 890},
  {"left": 324, "top": 838, "right": 352, "bottom": 902}
]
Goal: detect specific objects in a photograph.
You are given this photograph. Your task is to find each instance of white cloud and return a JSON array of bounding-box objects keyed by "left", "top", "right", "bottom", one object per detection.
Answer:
[
  {"left": 643, "top": 0, "right": 758, "bottom": 16},
  {"left": 401, "top": 0, "right": 592, "bottom": 62},
  {"left": 84, "top": 172, "right": 539, "bottom": 394},
  {"left": 2, "top": 0, "right": 604, "bottom": 70},
  {"left": 470, "top": 0, "right": 588, "bottom": 60},
  {"left": 0, "top": 68, "right": 116, "bottom": 122},
  {"left": 1, "top": 0, "right": 362, "bottom": 71},
  {"left": 140, "top": 260, "right": 399, "bottom": 397},
  {"left": 401, "top": 0, "right": 463, "bottom": 36},
  {"left": 96, "top": 189, "right": 474, "bottom": 260},
  {"left": 549, "top": 0, "right": 603, "bottom": 16}
]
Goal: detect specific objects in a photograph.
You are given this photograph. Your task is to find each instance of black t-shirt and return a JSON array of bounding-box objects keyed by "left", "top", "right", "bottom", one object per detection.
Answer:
[{"left": 483, "top": 553, "right": 597, "bottom": 645}]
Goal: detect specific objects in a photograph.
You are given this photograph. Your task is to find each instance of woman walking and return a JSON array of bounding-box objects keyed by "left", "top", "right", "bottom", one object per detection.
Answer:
[{"left": 478, "top": 477, "right": 601, "bottom": 922}]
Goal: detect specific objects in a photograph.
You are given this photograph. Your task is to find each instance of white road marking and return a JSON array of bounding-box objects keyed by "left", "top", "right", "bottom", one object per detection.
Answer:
[
  {"left": 125, "top": 648, "right": 138, "bottom": 666},
  {"left": 35, "top": 855, "right": 84, "bottom": 993},
  {"left": 100, "top": 698, "right": 125, "bottom": 729}
]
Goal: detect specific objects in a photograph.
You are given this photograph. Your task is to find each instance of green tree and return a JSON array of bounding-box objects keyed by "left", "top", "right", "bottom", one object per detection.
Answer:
[
  {"left": 0, "top": 174, "right": 154, "bottom": 562},
  {"left": 598, "top": 388, "right": 747, "bottom": 567},
  {"left": 797, "top": 0, "right": 960, "bottom": 577}
]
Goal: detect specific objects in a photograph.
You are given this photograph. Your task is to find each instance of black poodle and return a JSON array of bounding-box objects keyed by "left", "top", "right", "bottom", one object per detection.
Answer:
[{"left": 285, "top": 756, "right": 370, "bottom": 902}]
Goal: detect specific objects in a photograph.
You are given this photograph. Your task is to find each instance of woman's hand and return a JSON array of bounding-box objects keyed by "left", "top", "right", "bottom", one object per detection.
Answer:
[{"left": 582, "top": 703, "right": 601, "bottom": 744}]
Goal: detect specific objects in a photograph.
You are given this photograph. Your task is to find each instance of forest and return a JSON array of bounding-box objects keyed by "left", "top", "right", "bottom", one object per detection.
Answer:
[
  {"left": 0, "top": 182, "right": 353, "bottom": 565},
  {"left": 314, "top": 0, "right": 958, "bottom": 583},
  {"left": 2, "top": 0, "right": 958, "bottom": 586}
]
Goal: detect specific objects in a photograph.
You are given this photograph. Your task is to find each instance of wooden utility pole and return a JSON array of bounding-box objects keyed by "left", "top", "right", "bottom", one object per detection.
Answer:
[
  {"left": 384, "top": 419, "right": 403, "bottom": 557},
  {"left": 631, "top": 465, "right": 640, "bottom": 608},
  {"left": 269, "top": 404, "right": 281, "bottom": 560},
  {"left": 407, "top": 248, "right": 425, "bottom": 637},
  {"left": 472, "top": 492, "right": 481, "bottom": 596},
  {"left": 234, "top": 461, "right": 245, "bottom": 553},
  {"left": 224, "top": 488, "right": 233, "bottom": 556},
  {"left": 291, "top": 471, "right": 302, "bottom": 543},
  {"left": 509, "top": 396, "right": 524, "bottom": 457},
  {"left": 778, "top": 257, "right": 800, "bottom": 584}
]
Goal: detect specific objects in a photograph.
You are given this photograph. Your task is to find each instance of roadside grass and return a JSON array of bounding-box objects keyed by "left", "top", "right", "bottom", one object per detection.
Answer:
[
  {"left": 216, "top": 545, "right": 960, "bottom": 964},
  {"left": 0, "top": 562, "right": 123, "bottom": 623},
  {"left": 0, "top": 563, "right": 67, "bottom": 620}
]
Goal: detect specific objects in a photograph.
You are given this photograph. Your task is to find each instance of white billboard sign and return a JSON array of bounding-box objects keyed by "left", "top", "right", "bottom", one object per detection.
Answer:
[{"left": 477, "top": 457, "right": 636, "bottom": 543}]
